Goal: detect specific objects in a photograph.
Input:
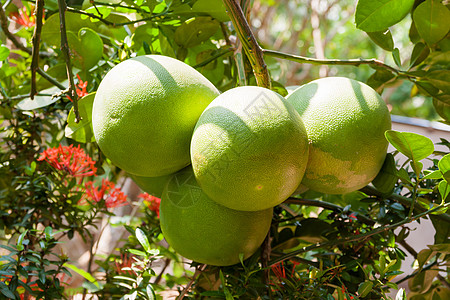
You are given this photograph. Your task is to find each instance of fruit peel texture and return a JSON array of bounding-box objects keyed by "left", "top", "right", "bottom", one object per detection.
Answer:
[
  {"left": 190, "top": 86, "right": 309, "bottom": 211},
  {"left": 286, "top": 77, "right": 391, "bottom": 194},
  {"left": 92, "top": 55, "right": 219, "bottom": 177},
  {"left": 160, "top": 167, "right": 272, "bottom": 266}
]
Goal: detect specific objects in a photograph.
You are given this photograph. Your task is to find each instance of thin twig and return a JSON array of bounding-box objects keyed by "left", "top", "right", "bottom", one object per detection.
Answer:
[
  {"left": 58, "top": 0, "right": 80, "bottom": 122},
  {"left": 66, "top": 7, "right": 166, "bottom": 27},
  {"left": 177, "top": 264, "right": 207, "bottom": 300},
  {"left": 193, "top": 48, "right": 234, "bottom": 69},
  {"left": 284, "top": 197, "right": 375, "bottom": 225},
  {"left": 222, "top": 0, "right": 271, "bottom": 88},
  {"left": 30, "top": 0, "right": 45, "bottom": 99},
  {"left": 263, "top": 49, "right": 404, "bottom": 76}
]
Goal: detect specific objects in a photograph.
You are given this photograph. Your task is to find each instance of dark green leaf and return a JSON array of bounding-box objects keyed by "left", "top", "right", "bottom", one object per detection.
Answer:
[
  {"left": 428, "top": 243, "right": 450, "bottom": 254},
  {"left": 438, "top": 180, "right": 450, "bottom": 202},
  {"left": 372, "top": 153, "right": 398, "bottom": 194},
  {"left": 413, "top": 0, "right": 450, "bottom": 45},
  {"left": 65, "top": 93, "right": 96, "bottom": 143},
  {"left": 366, "top": 69, "right": 395, "bottom": 92},
  {"left": 427, "top": 70, "right": 450, "bottom": 94},
  {"left": 409, "top": 42, "right": 429, "bottom": 68},
  {"left": 355, "top": 0, "right": 414, "bottom": 32},
  {"left": 135, "top": 228, "right": 151, "bottom": 253},
  {"left": 16, "top": 81, "right": 69, "bottom": 110},
  {"left": 0, "top": 286, "right": 15, "bottom": 299},
  {"left": 385, "top": 131, "right": 434, "bottom": 169},
  {"left": 430, "top": 215, "right": 450, "bottom": 244},
  {"left": 392, "top": 48, "right": 402, "bottom": 67},
  {"left": 367, "top": 30, "right": 394, "bottom": 51},
  {"left": 358, "top": 281, "right": 373, "bottom": 297},
  {"left": 174, "top": 17, "right": 219, "bottom": 48},
  {"left": 415, "top": 80, "right": 440, "bottom": 98}
]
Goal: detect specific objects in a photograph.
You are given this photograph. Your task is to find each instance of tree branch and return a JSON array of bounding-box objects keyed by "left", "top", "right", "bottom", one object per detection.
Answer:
[
  {"left": 58, "top": 0, "right": 80, "bottom": 122},
  {"left": 284, "top": 197, "right": 375, "bottom": 225},
  {"left": 263, "top": 49, "right": 404, "bottom": 76},
  {"left": 222, "top": 0, "right": 271, "bottom": 88},
  {"left": 30, "top": 0, "right": 45, "bottom": 99}
]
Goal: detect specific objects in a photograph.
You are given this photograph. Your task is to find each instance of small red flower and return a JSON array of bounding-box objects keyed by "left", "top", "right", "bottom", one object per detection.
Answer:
[
  {"left": 9, "top": 7, "right": 35, "bottom": 28},
  {"left": 84, "top": 179, "right": 128, "bottom": 208},
  {"left": 38, "top": 145, "right": 97, "bottom": 177},
  {"left": 139, "top": 193, "right": 161, "bottom": 217},
  {"left": 115, "top": 253, "right": 135, "bottom": 275},
  {"left": 67, "top": 74, "right": 89, "bottom": 101}
]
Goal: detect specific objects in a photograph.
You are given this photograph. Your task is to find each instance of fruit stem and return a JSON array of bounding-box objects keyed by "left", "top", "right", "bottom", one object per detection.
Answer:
[
  {"left": 222, "top": 0, "right": 271, "bottom": 89},
  {"left": 30, "top": 0, "right": 44, "bottom": 100}
]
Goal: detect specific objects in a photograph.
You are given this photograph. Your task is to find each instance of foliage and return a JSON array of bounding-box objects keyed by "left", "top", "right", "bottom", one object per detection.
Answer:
[{"left": 0, "top": 0, "right": 449, "bottom": 299}]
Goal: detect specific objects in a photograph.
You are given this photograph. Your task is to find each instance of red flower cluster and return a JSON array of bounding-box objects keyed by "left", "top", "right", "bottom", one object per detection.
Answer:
[
  {"left": 67, "top": 74, "right": 89, "bottom": 102},
  {"left": 84, "top": 179, "right": 128, "bottom": 208},
  {"left": 9, "top": 7, "right": 35, "bottom": 28},
  {"left": 37, "top": 144, "right": 97, "bottom": 177},
  {"left": 139, "top": 193, "right": 161, "bottom": 217},
  {"left": 115, "top": 253, "right": 135, "bottom": 275},
  {"left": 38, "top": 145, "right": 128, "bottom": 209}
]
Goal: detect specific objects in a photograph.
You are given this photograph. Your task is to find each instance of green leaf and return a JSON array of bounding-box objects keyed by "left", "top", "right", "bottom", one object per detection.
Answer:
[
  {"left": 355, "top": 0, "right": 414, "bottom": 32},
  {"left": 409, "top": 42, "right": 429, "bottom": 68},
  {"left": 428, "top": 243, "right": 450, "bottom": 254},
  {"left": 366, "top": 30, "right": 394, "bottom": 51},
  {"left": 68, "top": 28, "right": 104, "bottom": 70},
  {"left": 41, "top": 12, "right": 95, "bottom": 47},
  {"left": 17, "top": 229, "right": 28, "bottom": 251},
  {"left": 366, "top": 69, "right": 395, "bottom": 92},
  {"left": 372, "top": 153, "right": 398, "bottom": 194},
  {"left": 0, "top": 45, "right": 10, "bottom": 61},
  {"left": 438, "top": 154, "right": 450, "bottom": 179},
  {"left": 16, "top": 81, "right": 69, "bottom": 110},
  {"left": 422, "top": 170, "right": 442, "bottom": 180},
  {"left": 392, "top": 48, "right": 402, "bottom": 67},
  {"left": 191, "top": 0, "right": 229, "bottom": 22},
  {"left": 135, "top": 228, "right": 151, "bottom": 253},
  {"left": 438, "top": 180, "right": 450, "bottom": 202},
  {"left": 64, "top": 263, "right": 99, "bottom": 286},
  {"left": 146, "top": 284, "right": 156, "bottom": 300},
  {"left": 174, "top": 17, "right": 219, "bottom": 48},
  {"left": 427, "top": 70, "right": 450, "bottom": 94},
  {"left": 395, "top": 288, "right": 406, "bottom": 300},
  {"left": 413, "top": 0, "right": 450, "bottom": 45},
  {"left": 385, "top": 130, "right": 434, "bottom": 166},
  {"left": 433, "top": 98, "right": 450, "bottom": 122},
  {"left": 0, "top": 285, "right": 16, "bottom": 299},
  {"left": 65, "top": 93, "right": 96, "bottom": 143},
  {"left": 358, "top": 281, "right": 374, "bottom": 297}
]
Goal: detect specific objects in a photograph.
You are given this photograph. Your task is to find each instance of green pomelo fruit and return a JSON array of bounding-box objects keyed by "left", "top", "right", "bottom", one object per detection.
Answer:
[
  {"left": 190, "top": 86, "right": 309, "bottom": 211},
  {"left": 129, "top": 173, "right": 172, "bottom": 198},
  {"left": 160, "top": 167, "right": 272, "bottom": 266},
  {"left": 92, "top": 55, "right": 220, "bottom": 177},
  {"left": 286, "top": 77, "right": 392, "bottom": 194}
]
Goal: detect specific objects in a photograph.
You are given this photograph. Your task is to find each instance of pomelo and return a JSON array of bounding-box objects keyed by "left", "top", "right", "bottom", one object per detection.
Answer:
[
  {"left": 190, "top": 86, "right": 309, "bottom": 211},
  {"left": 160, "top": 167, "right": 272, "bottom": 266},
  {"left": 286, "top": 77, "right": 391, "bottom": 194},
  {"left": 129, "top": 173, "right": 172, "bottom": 198},
  {"left": 92, "top": 55, "right": 219, "bottom": 177}
]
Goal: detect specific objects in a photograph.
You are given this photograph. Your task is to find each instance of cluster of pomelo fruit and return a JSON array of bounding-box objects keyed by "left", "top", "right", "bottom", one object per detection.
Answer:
[{"left": 92, "top": 54, "right": 391, "bottom": 266}]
